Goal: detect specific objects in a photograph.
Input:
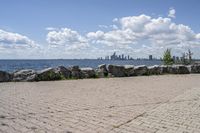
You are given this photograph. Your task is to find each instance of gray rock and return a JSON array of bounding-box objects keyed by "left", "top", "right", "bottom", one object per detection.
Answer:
[
  {"left": 0, "top": 71, "right": 11, "bottom": 82},
  {"left": 134, "top": 65, "right": 148, "bottom": 76},
  {"left": 168, "top": 65, "right": 190, "bottom": 74},
  {"left": 98, "top": 64, "right": 107, "bottom": 70},
  {"left": 36, "top": 68, "right": 62, "bottom": 81},
  {"left": 53, "top": 66, "right": 71, "bottom": 79},
  {"left": 70, "top": 66, "right": 82, "bottom": 79},
  {"left": 97, "top": 64, "right": 108, "bottom": 78},
  {"left": 12, "top": 69, "right": 37, "bottom": 81},
  {"left": 148, "top": 65, "right": 162, "bottom": 75},
  {"left": 81, "top": 67, "right": 96, "bottom": 78},
  {"left": 160, "top": 65, "right": 169, "bottom": 74},
  {"left": 177, "top": 65, "right": 190, "bottom": 74},
  {"left": 108, "top": 65, "right": 126, "bottom": 77},
  {"left": 124, "top": 65, "right": 135, "bottom": 76},
  {"left": 190, "top": 64, "right": 200, "bottom": 73}
]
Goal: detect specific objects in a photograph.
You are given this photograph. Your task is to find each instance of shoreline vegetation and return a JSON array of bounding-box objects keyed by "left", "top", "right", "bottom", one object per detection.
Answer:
[{"left": 0, "top": 64, "right": 200, "bottom": 82}]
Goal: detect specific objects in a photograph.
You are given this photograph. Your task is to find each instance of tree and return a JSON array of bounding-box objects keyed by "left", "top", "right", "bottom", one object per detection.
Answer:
[{"left": 163, "top": 49, "right": 173, "bottom": 65}]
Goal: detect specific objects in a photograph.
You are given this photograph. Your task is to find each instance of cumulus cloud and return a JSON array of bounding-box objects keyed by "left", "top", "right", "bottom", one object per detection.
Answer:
[
  {"left": 0, "top": 29, "right": 42, "bottom": 59},
  {"left": 46, "top": 28, "right": 89, "bottom": 52},
  {"left": 120, "top": 14, "right": 151, "bottom": 32},
  {"left": 0, "top": 29, "right": 38, "bottom": 49},
  {"left": 168, "top": 8, "right": 176, "bottom": 18}
]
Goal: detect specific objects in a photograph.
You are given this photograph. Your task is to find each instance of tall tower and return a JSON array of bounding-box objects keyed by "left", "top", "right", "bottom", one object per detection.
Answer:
[{"left": 149, "top": 55, "right": 153, "bottom": 60}]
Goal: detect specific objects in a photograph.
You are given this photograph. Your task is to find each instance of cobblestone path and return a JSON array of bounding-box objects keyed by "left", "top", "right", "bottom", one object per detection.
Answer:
[{"left": 1, "top": 75, "right": 200, "bottom": 133}]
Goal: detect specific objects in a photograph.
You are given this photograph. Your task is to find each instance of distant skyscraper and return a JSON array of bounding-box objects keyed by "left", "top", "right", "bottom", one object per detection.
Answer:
[
  {"left": 173, "top": 56, "right": 176, "bottom": 61},
  {"left": 149, "top": 55, "right": 153, "bottom": 60}
]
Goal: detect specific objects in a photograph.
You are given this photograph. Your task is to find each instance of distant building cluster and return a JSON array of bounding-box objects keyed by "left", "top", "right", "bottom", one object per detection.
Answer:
[
  {"left": 109, "top": 52, "right": 133, "bottom": 60},
  {"left": 97, "top": 52, "right": 156, "bottom": 60}
]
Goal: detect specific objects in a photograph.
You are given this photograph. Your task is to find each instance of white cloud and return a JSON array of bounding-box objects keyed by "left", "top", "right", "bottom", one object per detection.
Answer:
[
  {"left": 0, "top": 29, "right": 42, "bottom": 59},
  {"left": 168, "top": 8, "right": 176, "bottom": 18},
  {"left": 46, "top": 28, "right": 89, "bottom": 51},
  {"left": 0, "top": 29, "right": 39, "bottom": 49},
  {"left": 87, "top": 30, "right": 104, "bottom": 39},
  {"left": 196, "top": 33, "right": 200, "bottom": 39},
  {"left": 87, "top": 29, "right": 137, "bottom": 47},
  {"left": 45, "top": 27, "right": 58, "bottom": 31},
  {"left": 120, "top": 14, "right": 151, "bottom": 32}
]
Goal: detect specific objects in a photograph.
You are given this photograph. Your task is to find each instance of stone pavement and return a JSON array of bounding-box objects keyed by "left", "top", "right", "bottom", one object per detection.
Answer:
[{"left": 1, "top": 75, "right": 200, "bottom": 133}]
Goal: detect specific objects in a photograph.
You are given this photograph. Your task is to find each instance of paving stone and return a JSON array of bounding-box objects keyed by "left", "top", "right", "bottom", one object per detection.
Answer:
[{"left": 0, "top": 75, "right": 200, "bottom": 132}]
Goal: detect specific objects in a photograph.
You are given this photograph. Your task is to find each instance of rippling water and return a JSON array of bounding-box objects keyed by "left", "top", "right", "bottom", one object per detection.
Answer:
[{"left": 0, "top": 59, "right": 163, "bottom": 72}]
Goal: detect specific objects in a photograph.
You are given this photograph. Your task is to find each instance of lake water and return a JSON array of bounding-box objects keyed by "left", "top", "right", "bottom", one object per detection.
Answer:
[{"left": 0, "top": 59, "right": 163, "bottom": 72}]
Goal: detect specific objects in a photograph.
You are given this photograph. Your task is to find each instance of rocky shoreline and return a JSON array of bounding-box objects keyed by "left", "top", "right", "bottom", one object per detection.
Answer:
[{"left": 0, "top": 64, "right": 200, "bottom": 82}]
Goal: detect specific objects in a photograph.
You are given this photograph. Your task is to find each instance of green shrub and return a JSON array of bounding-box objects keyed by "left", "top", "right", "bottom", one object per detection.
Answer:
[
  {"left": 163, "top": 49, "right": 174, "bottom": 65},
  {"left": 36, "top": 70, "right": 62, "bottom": 81}
]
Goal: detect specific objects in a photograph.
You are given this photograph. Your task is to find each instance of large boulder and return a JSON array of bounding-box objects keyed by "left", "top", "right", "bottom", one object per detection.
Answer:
[
  {"left": 36, "top": 68, "right": 62, "bottom": 81},
  {"left": 70, "top": 66, "right": 82, "bottom": 79},
  {"left": 53, "top": 66, "right": 71, "bottom": 79},
  {"left": 148, "top": 65, "right": 162, "bottom": 75},
  {"left": 81, "top": 67, "right": 96, "bottom": 78},
  {"left": 134, "top": 65, "right": 148, "bottom": 76},
  {"left": 0, "top": 71, "right": 11, "bottom": 82},
  {"left": 12, "top": 69, "right": 37, "bottom": 81},
  {"left": 124, "top": 65, "right": 135, "bottom": 76},
  {"left": 168, "top": 65, "right": 190, "bottom": 74},
  {"left": 189, "top": 64, "right": 200, "bottom": 73},
  {"left": 178, "top": 65, "right": 190, "bottom": 74},
  {"left": 108, "top": 65, "right": 126, "bottom": 77},
  {"left": 160, "top": 65, "right": 169, "bottom": 74},
  {"left": 97, "top": 64, "right": 108, "bottom": 78}
]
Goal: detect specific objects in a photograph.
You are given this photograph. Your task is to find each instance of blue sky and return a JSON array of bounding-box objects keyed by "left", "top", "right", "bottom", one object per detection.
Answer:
[{"left": 0, "top": 0, "right": 200, "bottom": 59}]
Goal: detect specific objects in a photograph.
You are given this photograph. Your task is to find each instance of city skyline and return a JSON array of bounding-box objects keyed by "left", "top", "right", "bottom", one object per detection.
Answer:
[
  {"left": 98, "top": 52, "right": 156, "bottom": 60},
  {"left": 0, "top": 0, "right": 200, "bottom": 59}
]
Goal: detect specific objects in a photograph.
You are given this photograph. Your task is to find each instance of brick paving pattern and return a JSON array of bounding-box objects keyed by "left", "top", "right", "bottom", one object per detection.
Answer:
[{"left": 1, "top": 75, "right": 200, "bottom": 133}]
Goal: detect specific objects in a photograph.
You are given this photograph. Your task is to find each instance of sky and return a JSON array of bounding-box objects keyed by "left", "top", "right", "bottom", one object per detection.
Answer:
[{"left": 0, "top": 0, "right": 200, "bottom": 59}]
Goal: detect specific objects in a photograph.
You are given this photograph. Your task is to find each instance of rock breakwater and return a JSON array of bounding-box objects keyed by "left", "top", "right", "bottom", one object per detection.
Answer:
[{"left": 0, "top": 64, "right": 200, "bottom": 82}]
